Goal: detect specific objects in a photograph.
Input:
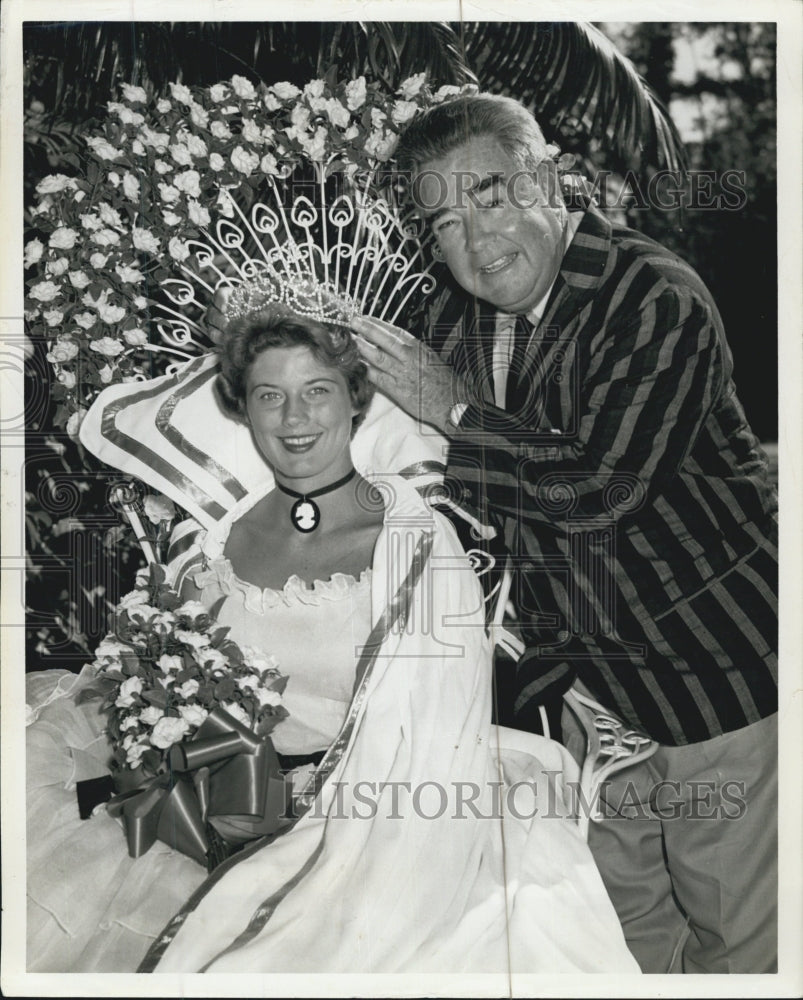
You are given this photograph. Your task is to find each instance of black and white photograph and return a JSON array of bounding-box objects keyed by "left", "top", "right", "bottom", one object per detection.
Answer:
[{"left": 1, "top": 2, "right": 801, "bottom": 996}]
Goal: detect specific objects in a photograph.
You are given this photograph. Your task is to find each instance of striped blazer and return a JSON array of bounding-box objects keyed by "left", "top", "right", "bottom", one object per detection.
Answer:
[{"left": 427, "top": 197, "right": 777, "bottom": 746}]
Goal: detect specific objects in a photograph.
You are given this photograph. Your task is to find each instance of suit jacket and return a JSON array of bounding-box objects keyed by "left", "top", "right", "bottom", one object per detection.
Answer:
[{"left": 426, "top": 197, "right": 777, "bottom": 746}]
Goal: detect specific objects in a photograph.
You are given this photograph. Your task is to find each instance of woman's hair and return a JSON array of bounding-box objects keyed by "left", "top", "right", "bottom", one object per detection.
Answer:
[
  {"left": 395, "top": 94, "right": 549, "bottom": 176},
  {"left": 215, "top": 305, "right": 374, "bottom": 433}
]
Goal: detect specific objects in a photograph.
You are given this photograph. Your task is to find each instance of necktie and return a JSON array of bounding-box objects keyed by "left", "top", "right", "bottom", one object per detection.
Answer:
[{"left": 505, "top": 314, "right": 534, "bottom": 411}]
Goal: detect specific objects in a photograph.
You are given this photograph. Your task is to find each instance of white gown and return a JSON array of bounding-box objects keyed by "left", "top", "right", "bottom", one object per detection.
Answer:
[{"left": 26, "top": 476, "right": 640, "bottom": 975}]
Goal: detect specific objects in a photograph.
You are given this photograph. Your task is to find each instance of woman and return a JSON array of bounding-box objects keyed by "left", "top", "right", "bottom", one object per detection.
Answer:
[{"left": 26, "top": 303, "right": 640, "bottom": 976}]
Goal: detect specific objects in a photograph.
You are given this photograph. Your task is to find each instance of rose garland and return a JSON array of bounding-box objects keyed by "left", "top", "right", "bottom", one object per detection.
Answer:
[{"left": 24, "top": 72, "right": 476, "bottom": 435}]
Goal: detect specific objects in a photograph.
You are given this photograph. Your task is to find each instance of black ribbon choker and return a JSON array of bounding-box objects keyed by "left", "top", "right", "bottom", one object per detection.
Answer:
[{"left": 275, "top": 467, "right": 357, "bottom": 533}]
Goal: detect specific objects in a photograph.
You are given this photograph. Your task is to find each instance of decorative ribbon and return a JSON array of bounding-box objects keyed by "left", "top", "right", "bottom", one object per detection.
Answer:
[{"left": 106, "top": 707, "right": 291, "bottom": 868}]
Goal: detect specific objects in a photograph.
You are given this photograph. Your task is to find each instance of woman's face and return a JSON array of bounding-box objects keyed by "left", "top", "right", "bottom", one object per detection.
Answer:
[{"left": 245, "top": 345, "right": 358, "bottom": 488}]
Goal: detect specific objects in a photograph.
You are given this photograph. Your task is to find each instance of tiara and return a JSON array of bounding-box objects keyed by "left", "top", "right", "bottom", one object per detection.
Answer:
[{"left": 152, "top": 182, "right": 436, "bottom": 362}]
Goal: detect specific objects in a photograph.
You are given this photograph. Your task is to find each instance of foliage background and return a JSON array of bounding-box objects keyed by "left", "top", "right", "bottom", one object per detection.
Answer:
[{"left": 22, "top": 21, "right": 778, "bottom": 671}]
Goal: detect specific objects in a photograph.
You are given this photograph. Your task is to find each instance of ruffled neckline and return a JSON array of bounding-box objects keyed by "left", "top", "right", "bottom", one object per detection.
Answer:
[{"left": 193, "top": 556, "right": 372, "bottom": 614}]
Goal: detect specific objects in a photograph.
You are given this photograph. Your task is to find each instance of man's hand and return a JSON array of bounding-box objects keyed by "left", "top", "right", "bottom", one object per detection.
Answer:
[{"left": 352, "top": 315, "right": 467, "bottom": 434}]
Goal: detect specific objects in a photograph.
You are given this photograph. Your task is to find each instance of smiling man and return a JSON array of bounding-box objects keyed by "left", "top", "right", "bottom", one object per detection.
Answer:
[{"left": 353, "top": 93, "right": 778, "bottom": 975}]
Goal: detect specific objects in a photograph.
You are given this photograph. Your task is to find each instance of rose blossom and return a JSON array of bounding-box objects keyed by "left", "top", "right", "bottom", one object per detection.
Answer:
[
  {"left": 174, "top": 170, "right": 201, "bottom": 198},
  {"left": 170, "top": 143, "right": 194, "bottom": 167},
  {"left": 66, "top": 409, "right": 87, "bottom": 438},
  {"left": 193, "top": 647, "right": 228, "bottom": 673},
  {"left": 175, "top": 630, "right": 211, "bottom": 650},
  {"left": 129, "top": 603, "right": 161, "bottom": 622},
  {"left": 325, "top": 98, "right": 351, "bottom": 128},
  {"left": 98, "top": 364, "right": 114, "bottom": 384},
  {"left": 132, "top": 228, "right": 160, "bottom": 253},
  {"left": 43, "top": 308, "right": 65, "bottom": 327},
  {"left": 209, "top": 152, "right": 225, "bottom": 171},
  {"left": 74, "top": 311, "right": 97, "bottom": 329},
  {"left": 36, "top": 174, "right": 78, "bottom": 195},
  {"left": 92, "top": 228, "right": 121, "bottom": 247},
  {"left": 398, "top": 72, "right": 427, "bottom": 99},
  {"left": 57, "top": 370, "right": 76, "bottom": 388},
  {"left": 46, "top": 258, "right": 69, "bottom": 276},
  {"left": 123, "top": 327, "right": 148, "bottom": 346},
  {"left": 150, "top": 715, "right": 190, "bottom": 749},
  {"left": 183, "top": 132, "right": 208, "bottom": 158},
  {"left": 154, "top": 159, "right": 172, "bottom": 175},
  {"left": 120, "top": 83, "right": 148, "bottom": 103},
  {"left": 230, "top": 146, "right": 259, "bottom": 174},
  {"left": 89, "top": 252, "right": 109, "bottom": 269},
  {"left": 162, "top": 211, "right": 182, "bottom": 226},
  {"left": 99, "top": 203, "right": 124, "bottom": 228},
  {"left": 231, "top": 74, "right": 257, "bottom": 100},
  {"left": 90, "top": 337, "right": 126, "bottom": 357},
  {"left": 344, "top": 77, "right": 367, "bottom": 110},
  {"left": 178, "top": 704, "right": 208, "bottom": 727},
  {"left": 115, "top": 263, "right": 145, "bottom": 284},
  {"left": 24, "top": 239, "right": 44, "bottom": 267},
  {"left": 80, "top": 212, "right": 103, "bottom": 231},
  {"left": 126, "top": 741, "right": 148, "bottom": 768},
  {"left": 115, "top": 675, "right": 144, "bottom": 708},
  {"left": 96, "top": 637, "right": 131, "bottom": 659},
  {"left": 46, "top": 339, "right": 79, "bottom": 363},
  {"left": 190, "top": 103, "right": 209, "bottom": 129},
  {"left": 221, "top": 701, "right": 251, "bottom": 727},
  {"left": 210, "top": 121, "right": 232, "bottom": 140},
  {"left": 271, "top": 81, "right": 300, "bottom": 100},
  {"left": 29, "top": 280, "right": 61, "bottom": 302},
  {"left": 139, "top": 705, "right": 164, "bottom": 726},
  {"left": 263, "top": 93, "right": 281, "bottom": 111},
  {"left": 209, "top": 83, "right": 229, "bottom": 102},
  {"left": 260, "top": 153, "right": 280, "bottom": 175},
  {"left": 49, "top": 227, "right": 79, "bottom": 250},
  {"left": 168, "top": 237, "right": 190, "bottom": 262},
  {"left": 118, "top": 589, "right": 150, "bottom": 609},
  {"left": 176, "top": 679, "right": 200, "bottom": 699},
  {"left": 241, "top": 119, "right": 264, "bottom": 145},
  {"left": 119, "top": 714, "right": 140, "bottom": 731},
  {"left": 240, "top": 645, "right": 279, "bottom": 673},
  {"left": 391, "top": 100, "right": 418, "bottom": 126},
  {"left": 256, "top": 688, "right": 283, "bottom": 708},
  {"left": 87, "top": 136, "right": 121, "bottom": 161},
  {"left": 156, "top": 98, "right": 172, "bottom": 113},
  {"left": 169, "top": 82, "right": 193, "bottom": 105},
  {"left": 158, "top": 653, "right": 184, "bottom": 673},
  {"left": 159, "top": 182, "right": 180, "bottom": 204},
  {"left": 69, "top": 270, "right": 91, "bottom": 289},
  {"left": 187, "top": 199, "right": 211, "bottom": 227}
]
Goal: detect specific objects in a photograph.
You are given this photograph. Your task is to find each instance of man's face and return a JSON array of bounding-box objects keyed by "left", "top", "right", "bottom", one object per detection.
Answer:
[{"left": 414, "top": 135, "right": 566, "bottom": 314}]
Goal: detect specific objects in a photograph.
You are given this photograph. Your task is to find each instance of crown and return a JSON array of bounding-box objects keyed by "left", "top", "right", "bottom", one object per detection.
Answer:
[{"left": 152, "top": 181, "right": 436, "bottom": 362}]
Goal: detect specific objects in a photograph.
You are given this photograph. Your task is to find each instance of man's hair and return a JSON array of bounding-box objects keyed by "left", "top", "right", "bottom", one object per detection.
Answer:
[
  {"left": 395, "top": 94, "right": 550, "bottom": 175},
  {"left": 215, "top": 305, "right": 373, "bottom": 432}
]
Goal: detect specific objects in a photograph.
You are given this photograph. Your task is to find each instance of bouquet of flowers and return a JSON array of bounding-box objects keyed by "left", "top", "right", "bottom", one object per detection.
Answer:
[{"left": 78, "top": 541, "right": 291, "bottom": 870}]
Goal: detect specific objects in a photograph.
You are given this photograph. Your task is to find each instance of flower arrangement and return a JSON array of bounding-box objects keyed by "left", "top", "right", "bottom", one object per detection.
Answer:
[
  {"left": 80, "top": 560, "right": 288, "bottom": 780},
  {"left": 24, "top": 72, "right": 476, "bottom": 434}
]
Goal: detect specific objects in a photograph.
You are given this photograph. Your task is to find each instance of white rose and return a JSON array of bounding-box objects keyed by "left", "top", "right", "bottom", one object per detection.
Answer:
[
  {"left": 190, "top": 103, "right": 209, "bottom": 128},
  {"left": 159, "top": 183, "right": 180, "bottom": 204},
  {"left": 120, "top": 714, "right": 140, "bottom": 731},
  {"left": 24, "top": 239, "right": 44, "bottom": 267},
  {"left": 236, "top": 674, "right": 259, "bottom": 692},
  {"left": 123, "top": 327, "right": 148, "bottom": 345},
  {"left": 154, "top": 159, "right": 172, "bottom": 175},
  {"left": 175, "top": 630, "right": 211, "bottom": 650},
  {"left": 221, "top": 701, "right": 251, "bottom": 727},
  {"left": 74, "top": 311, "right": 97, "bottom": 329},
  {"left": 58, "top": 369, "right": 76, "bottom": 388},
  {"left": 156, "top": 98, "right": 172, "bottom": 113},
  {"left": 168, "top": 237, "right": 190, "bottom": 262},
  {"left": 80, "top": 212, "right": 103, "bottom": 231},
  {"left": 92, "top": 228, "right": 121, "bottom": 247},
  {"left": 36, "top": 174, "right": 78, "bottom": 195},
  {"left": 169, "top": 82, "right": 193, "bottom": 105},
  {"left": 183, "top": 133, "right": 208, "bottom": 158},
  {"left": 89, "top": 252, "right": 109, "bottom": 269},
  {"left": 139, "top": 705, "right": 164, "bottom": 726},
  {"left": 239, "top": 645, "right": 280, "bottom": 672},
  {"left": 170, "top": 143, "right": 194, "bottom": 167},
  {"left": 132, "top": 228, "right": 160, "bottom": 253},
  {"left": 46, "top": 258, "right": 69, "bottom": 276},
  {"left": 134, "top": 295, "right": 148, "bottom": 310},
  {"left": 398, "top": 72, "right": 427, "bottom": 99},
  {"left": 259, "top": 153, "right": 279, "bottom": 175},
  {"left": 43, "top": 308, "right": 65, "bottom": 327},
  {"left": 174, "top": 170, "right": 201, "bottom": 198},
  {"left": 150, "top": 715, "right": 190, "bottom": 749},
  {"left": 230, "top": 146, "right": 259, "bottom": 175},
  {"left": 344, "top": 77, "right": 367, "bottom": 111},
  {"left": 99, "top": 203, "right": 124, "bottom": 228},
  {"left": 231, "top": 74, "right": 257, "bottom": 100},
  {"left": 209, "top": 152, "right": 225, "bottom": 171},
  {"left": 162, "top": 210, "right": 182, "bottom": 226},
  {"left": 49, "top": 227, "right": 79, "bottom": 250},
  {"left": 29, "top": 280, "right": 61, "bottom": 302},
  {"left": 216, "top": 190, "right": 235, "bottom": 218},
  {"left": 68, "top": 270, "right": 91, "bottom": 289},
  {"left": 98, "top": 363, "right": 114, "bottom": 384},
  {"left": 308, "top": 95, "right": 327, "bottom": 114},
  {"left": 126, "top": 741, "right": 148, "bottom": 768},
  {"left": 118, "top": 588, "right": 149, "bottom": 609},
  {"left": 325, "top": 98, "right": 351, "bottom": 128},
  {"left": 391, "top": 100, "right": 418, "bottom": 126},
  {"left": 74, "top": 190, "right": 86, "bottom": 203},
  {"left": 178, "top": 703, "right": 208, "bottom": 727},
  {"left": 115, "top": 263, "right": 145, "bottom": 284},
  {"left": 46, "top": 338, "right": 79, "bottom": 363},
  {"left": 87, "top": 136, "right": 121, "bottom": 161},
  {"left": 290, "top": 105, "right": 311, "bottom": 131},
  {"left": 132, "top": 138, "right": 146, "bottom": 156},
  {"left": 256, "top": 687, "right": 283, "bottom": 708},
  {"left": 176, "top": 679, "right": 200, "bottom": 699},
  {"left": 209, "top": 84, "right": 229, "bottom": 103},
  {"left": 434, "top": 85, "right": 462, "bottom": 101},
  {"left": 187, "top": 200, "right": 211, "bottom": 227},
  {"left": 121, "top": 83, "right": 148, "bottom": 103},
  {"left": 139, "top": 127, "right": 168, "bottom": 150},
  {"left": 304, "top": 79, "right": 325, "bottom": 99},
  {"left": 129, "top": 603, "right": 161, "bottom": 622},
  {"left": 193, "top": 647, "right": 228, "bottom": 673},
  {"left": 114, "top": 105, "right": 145, "bottom": 126},
  {"left": 143, "top": 493, "right": 176, "bottom": 525},
  {"left": 302, "top": 126, "right": 328, "bottom": 163},
  {"left": 151, "top": 611, "right": 176, "bottom": 634},
  {"left": 90, "top": 336, "right": 126, "bottom": 357},
  {"left": 158, "top": 653, "right": 184, "bottom": 673},
  {"left": 271, "top": 81, "right": 301, "bottom": 100},
  {"left": 115, "top": 674, "right": 144, "bottom": 708},
  {"left": 210, "top": 120, "right": 232, "bottom": 140},
  {"left": 96, "top": 636, "right": 130, "bottom": 658},
  {"left": 241, "top": 119, "right": 263, "bottom": 145},
  {"left": 263, "top": 93, "right": 281, "bottom": 111},
  {"left": 31, "top": 195, "right": 53, "bottom": 216}
]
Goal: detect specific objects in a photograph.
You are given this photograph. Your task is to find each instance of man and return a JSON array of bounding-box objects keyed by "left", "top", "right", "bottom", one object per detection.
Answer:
[{"left": 352, "top": 94, "right": 778, "bottom": 974}]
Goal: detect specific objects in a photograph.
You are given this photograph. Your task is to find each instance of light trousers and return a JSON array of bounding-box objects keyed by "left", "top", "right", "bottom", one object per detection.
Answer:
[{"left": 563, "top": 707, "right": 778, "bottom": 973}]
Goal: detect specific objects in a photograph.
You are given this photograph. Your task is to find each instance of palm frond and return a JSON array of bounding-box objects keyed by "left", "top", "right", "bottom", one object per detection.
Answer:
[{"left": 462, "top": 21, "right": 686, "bottom": 171}]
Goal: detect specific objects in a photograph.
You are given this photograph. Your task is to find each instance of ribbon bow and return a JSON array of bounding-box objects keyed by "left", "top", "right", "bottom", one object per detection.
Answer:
[{"left": 107, "top": 707, "right": 291, "bottom": 868}]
